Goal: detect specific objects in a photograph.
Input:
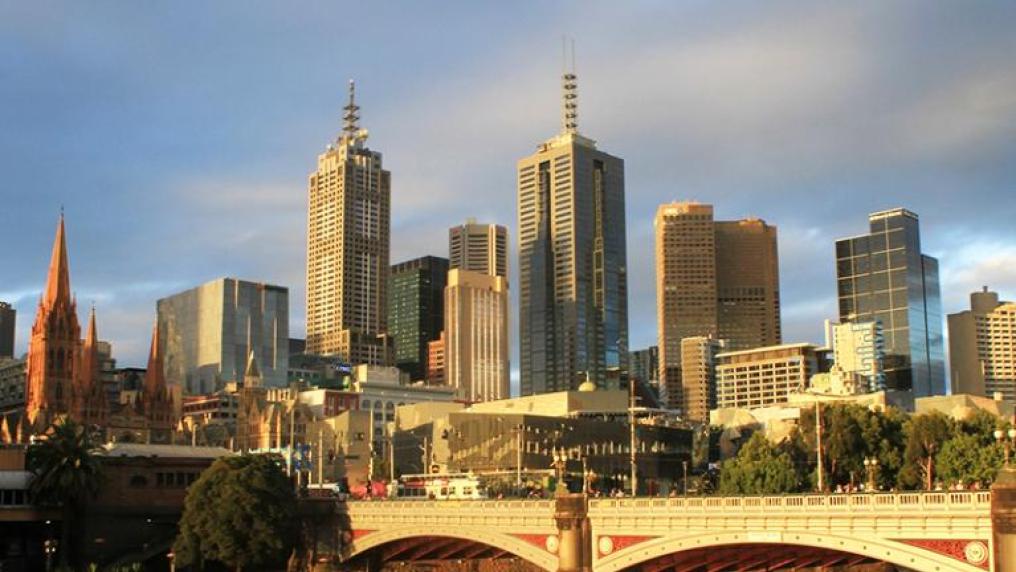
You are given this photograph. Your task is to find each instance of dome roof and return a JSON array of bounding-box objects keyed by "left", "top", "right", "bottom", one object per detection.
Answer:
[{"left": 578, "top": 380, "right": 597, "bottom": 392}]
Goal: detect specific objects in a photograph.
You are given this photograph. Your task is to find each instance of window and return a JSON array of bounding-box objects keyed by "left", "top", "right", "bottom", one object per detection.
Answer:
[{"left": 129, "top": 475, "right": 148, "bottom": 488}]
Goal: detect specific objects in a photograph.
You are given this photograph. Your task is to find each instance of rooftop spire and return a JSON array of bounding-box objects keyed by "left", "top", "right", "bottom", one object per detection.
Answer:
[
  {"left": 561, "top": 38, "right": 578, "bottom": 135},
  {"left": 43, "top": 213, "right": 72, "bottom": 308},
  {"left": 85, "top": 305, "right": 97, "bottom": 347},
  {"left": 342, "top": 79, "right": 360, "bottom": 139}
]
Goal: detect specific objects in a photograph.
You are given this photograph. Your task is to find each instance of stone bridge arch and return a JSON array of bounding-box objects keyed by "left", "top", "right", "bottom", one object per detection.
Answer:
[
  {"left": 346, "top": 525, "right": 558, "bottom": 571},
  {"left": 594, "top": 530, "right": 990, "bottom": 572}
]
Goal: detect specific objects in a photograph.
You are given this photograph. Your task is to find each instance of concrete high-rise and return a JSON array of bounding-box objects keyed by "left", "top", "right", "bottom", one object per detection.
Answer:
[
  {"left": 680, "top": 337, "right": 726, "bottom": 424},
  {"left": 654, "top": 202, "right": 781, "bottom": 411},
  {"left": 517, "top": 65, "right": 628, "bottom": 395},
  {"left": 949, "top": 287, "right": 1016, "bottom": 400},
  {"left": 306, "top": 81, "right": 391, "bottom": 366},
  {"left": 445, "top": 269, "right": 509, "bottom": 402},
  {"left": 449, "top": 219, "right": 508, "bottom": 279},
  {"left": 388, "top": 256, "right": 448, "bottom": 381},
  {"left": 158, "top": 278, "right": 289, "bottom": 393},
  {"left": 835, "top": 208, "right": 944, "bottom": 397},
  {"left": 0, "top": 302, "right": 14, "bottom": 359}
]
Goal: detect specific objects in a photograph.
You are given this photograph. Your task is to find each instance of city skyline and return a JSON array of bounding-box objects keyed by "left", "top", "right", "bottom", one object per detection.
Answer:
[{"left": 2, "top": 3, "right": 1016, "bottom": 395}]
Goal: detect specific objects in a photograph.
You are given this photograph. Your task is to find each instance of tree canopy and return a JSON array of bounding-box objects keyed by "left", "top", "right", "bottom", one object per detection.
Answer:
[
  {"left": 718, "top": 433, "right": 802, "bottom": 495},
  {"left": 174, "top": 453, "right": 298, "bottom": 571}
]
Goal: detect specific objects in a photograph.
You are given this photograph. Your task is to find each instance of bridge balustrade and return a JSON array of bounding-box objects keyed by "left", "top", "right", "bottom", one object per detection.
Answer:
[{"left": 587, "top": 491, "right": 991, "bottom": 515}]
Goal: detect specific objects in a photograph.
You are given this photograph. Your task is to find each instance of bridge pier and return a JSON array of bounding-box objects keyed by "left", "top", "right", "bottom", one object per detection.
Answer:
[
  {"left": 993, "top": 468, "right": 1016, "bottom": 572},
  {"left": 554, "top": 493, "right": 591, "bottom": 572}
]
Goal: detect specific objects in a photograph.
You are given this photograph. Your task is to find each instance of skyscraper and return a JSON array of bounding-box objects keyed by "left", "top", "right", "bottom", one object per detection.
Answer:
[
  {"left": 306, "top": 81, "right": 391, "bottom": 366},
  {"left": 445, "top": 269, "right": 509, "bottom": 402},
  {"left": 654, "top": 202, "right": 781, "bottom": 411},
  {"left": 449, "top": 219, "right": 508, "bottom": 278},
  {"left": 517, "top": 64, "right": 628, "bottom": 395},
  {"left": 388, "top": 256, "right": 448, "bottom": 381},
  {"left": 0, "top": 302, "right": 14, "bottom": 359},
  {"left": 679, "top": 337, "right": 725, "bottom": 424},
  {"left": 835, "top": 208, "right": 945, "bottom": 397},
  {"left": 948, "top": 287, "right": 1016, "bottom": 400},
  {"left": 158, "top": 277, "right": 289, "bottom": 393}
]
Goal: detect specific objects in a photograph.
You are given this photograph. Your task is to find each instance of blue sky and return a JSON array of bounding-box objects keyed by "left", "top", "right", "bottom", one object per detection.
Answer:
[{"left": 2, "top": 2, "right": 1015, "bottom": 386}]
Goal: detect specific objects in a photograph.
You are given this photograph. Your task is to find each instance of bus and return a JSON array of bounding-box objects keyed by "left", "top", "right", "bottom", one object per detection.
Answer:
[{"left": 398, "top": 473, "right": 488, "bottom": 500}]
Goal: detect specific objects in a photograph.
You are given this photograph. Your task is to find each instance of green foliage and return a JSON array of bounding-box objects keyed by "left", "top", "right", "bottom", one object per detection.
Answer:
[
  {"left": 174, "top": 453, "right": 298, "bottom": 571},
  {"left": 26, "top": 417, "right": 105, "bottom": 567},
  {"left": 797, "top": 404, "right": 907, "bottom": 490},
  {"left": 718, "top": 433, "right": 802, "bottom": 495},
  {"left": 900, "top": 412, "right": 954, "bottom": 490},
  {"left": 936, "top": 433, "right": 1003, "bottom": 487},
  {"left": 26, "top": 417, "right": 104, "bottom": 507}
]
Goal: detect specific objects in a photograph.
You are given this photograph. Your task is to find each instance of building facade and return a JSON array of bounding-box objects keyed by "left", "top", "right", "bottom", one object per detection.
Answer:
[
  {"left": 949, "top": 287, "right": 1016, "bottom": 400},
  {"left": 835, "top": 208, "right": 945, "bottom": 397},
  {"left": 427, "top": 332, "right": 446, "bottom": 386},
  {"left": 630, "top": 346, "right": 659, "bottom": 394},
  {"left": 449, "top": 219, "right": 508, "bottom": 278},
  {"left": 680, "top": 337, "right": 726, "bottom": 424},
  {"left": 388, "top": 256, "right": 448, "bottom": 381},
  {"left": 306, "top": 81, "right": 391, "bottom": 365},
  {"left": 654, "top": 202, "right": 781, "bottom": 410},
  {"left": 0, "top": 302, "right": 14, "bottom": 359},
  {"left": 827, "top": 320, "right": 885, "bottom": 392},
  {"left": 445, "top": 269, "right": 509, "bottom": 402},
  {"left": 715, "top": 343, "right": 819, "bottom": 410},
  {"left": 517, "top": 70, "right": 628, "bottom": 395},
  {"left": 158, "top": 277, "right": 289, "bottom": 393}
]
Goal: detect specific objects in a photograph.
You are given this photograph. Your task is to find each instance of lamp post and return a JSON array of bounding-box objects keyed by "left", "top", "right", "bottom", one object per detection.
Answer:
[
  {"left": 44, "top": 539, "right": 57, "bottom": 572},
  {"left": 552, "top": 448, "right": 568, "bottom": 496},
  {"left": 863, "top": 457, "right": 880, "bottom": 492},
  {"left": 167, "top": 550, "right": 176, "bottom": 572},
  {"left": 994, "top": 428, "right": 1016, "bottom": 467},
  {"left": 682, "top": 460, "right": 689, "bottom": 496}
]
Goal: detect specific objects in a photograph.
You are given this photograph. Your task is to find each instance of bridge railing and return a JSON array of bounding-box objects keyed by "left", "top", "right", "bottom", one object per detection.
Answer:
[
  {"left": 342, "top": 499, "right": 555, "bottom": 512},
  {"left": 588, "top": 491, "right": 991, "bottom": 514}
]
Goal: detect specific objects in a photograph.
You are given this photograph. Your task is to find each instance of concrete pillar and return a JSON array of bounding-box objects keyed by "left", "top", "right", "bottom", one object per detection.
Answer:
[
  {"left": 554, "top": 493, "right": 591, "bottom": 572},
  {"left": 992, "top": 468, "right": 1016, "bottom": 572}
]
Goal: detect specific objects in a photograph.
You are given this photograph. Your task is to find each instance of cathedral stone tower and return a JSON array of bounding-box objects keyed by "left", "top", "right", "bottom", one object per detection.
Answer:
[{"left": 25, "top": 214, "right": 81, "bottom": 429}]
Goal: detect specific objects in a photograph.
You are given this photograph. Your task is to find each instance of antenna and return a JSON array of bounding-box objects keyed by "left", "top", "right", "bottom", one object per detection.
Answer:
[
  {"left": 342, "top": 79, "right": 360, "bottom": 139},
  {"left": 561, "top": 38, "right": 578, "bottom": 134}
]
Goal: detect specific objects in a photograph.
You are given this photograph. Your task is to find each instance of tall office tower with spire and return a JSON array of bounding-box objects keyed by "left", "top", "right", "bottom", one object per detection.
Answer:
[
  {"left": 517, "top": 56, "right": 629, "bottom": 395},
  {"left": 449, "top": 219, "right": 508, "bottom": 278},
  {"left": 836, "top": 208, "right": 944, "bottom": 397},
  {"left": 306, "top": 81, "right": 392, "bottom": 366},
  {"left": 655, "top": 202, "right": 781, "bottom": 411}
]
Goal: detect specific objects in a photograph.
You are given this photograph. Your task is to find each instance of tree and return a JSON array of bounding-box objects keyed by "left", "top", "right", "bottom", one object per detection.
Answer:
[
  {"left": 26, "top": 417, "right": 105, "bottom": 568},
  {"left": 936, "top": 433, "right": 1003, "bottom": 487},
  {"left": 174, "top": 453, "right": 298, "bottom": 571},
  {"left": 900, "top": 412, "right": 954, "bottom": 490},
  {"left": 718, "top": 433, "right": 802, "bottom": 495}
]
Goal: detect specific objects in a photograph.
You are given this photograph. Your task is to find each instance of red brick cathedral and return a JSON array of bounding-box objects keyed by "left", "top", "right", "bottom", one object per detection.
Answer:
[{"left": 15, "top": 215, "right": 177, "bottom": 442}]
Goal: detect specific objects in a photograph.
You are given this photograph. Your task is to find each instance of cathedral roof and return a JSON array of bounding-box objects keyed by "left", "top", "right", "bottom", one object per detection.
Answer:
[{"left": 43, "top": 214, "right": 72, "bottom": 309}]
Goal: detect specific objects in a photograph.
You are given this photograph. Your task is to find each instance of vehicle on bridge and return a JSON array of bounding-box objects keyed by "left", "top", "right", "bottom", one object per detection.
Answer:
[{"left": 399, "top": 472, "right": 489, "bottom": 499}]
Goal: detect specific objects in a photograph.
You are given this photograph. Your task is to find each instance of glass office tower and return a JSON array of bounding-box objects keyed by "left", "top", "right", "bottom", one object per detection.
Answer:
[{"left": 835, "top": 208, "right": 945, "bottom": 397}]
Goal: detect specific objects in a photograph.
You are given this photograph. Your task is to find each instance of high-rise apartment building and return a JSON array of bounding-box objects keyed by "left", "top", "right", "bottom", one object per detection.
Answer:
[
  {"left": 517, "top": 67, "right": 628, "bottom": 395},
  {"left": 949, "top": 287, "right": 1016, "bottom": 400},
  {"left": 825, "top": 320, "right": 885, "bottom": 392},
  {"left": 0, "top": 302, "right": 14, "bottom": 359},
  {"left": 654, "top": 202, "right": 781, "bottom": 411},
  {"left": 427, "top": 332, "right": 446, "bottom": 386},
  {"left": 449, "top": 219, "right": 508, "bottom": 278},
  {"left": 388, "top": 256, "right": 448, "bottom": 381},
  {"left": 158, "top": 278, "right": 289, "bottom": 393},
  {"left": 306, "top": 81, "right": 391, "bottom": 365},
  {"left": 630, "top": 346, "right": 659, "bottom": 391},
  {"left": 715, "top": 343, "right": 820, "bottom": 410},
  {"left": 835, "top": 208, "right": 944, "bottom": 397},
  {"left": 445, "top": 269, "right": 509, "bottom": 402},
  {"left": 680, "top": 337, "right": 726, "bottom": 423}
]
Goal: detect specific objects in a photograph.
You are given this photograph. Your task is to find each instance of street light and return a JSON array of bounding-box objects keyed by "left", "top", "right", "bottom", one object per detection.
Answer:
[
  {"left": 44, "top": 539, "right": 58, "bottom": 572},
  {"left": 994, "top": 428, "right": 1016, "bottom": 467},
  {"left": 863, "top": 457, "right": 880, "bottom": 492},
  {"left": 167, "top": 550, "right": 176, "bottom": 572},
  {"left": 682, "top": 460, "right": 689, "bottom": 496},
  {"left": 551, "top": 448, "right": 568, "bottom": 496}
]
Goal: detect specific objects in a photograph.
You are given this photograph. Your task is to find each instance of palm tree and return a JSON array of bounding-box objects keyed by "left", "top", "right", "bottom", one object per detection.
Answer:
[{"left": 27, "top": 417, "right": 105, "bottom": 568}]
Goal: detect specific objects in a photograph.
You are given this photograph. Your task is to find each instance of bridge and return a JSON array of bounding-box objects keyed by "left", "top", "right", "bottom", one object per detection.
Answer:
[{"left": 310, "top": 483, "right": 1016, "bottom": 572}]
